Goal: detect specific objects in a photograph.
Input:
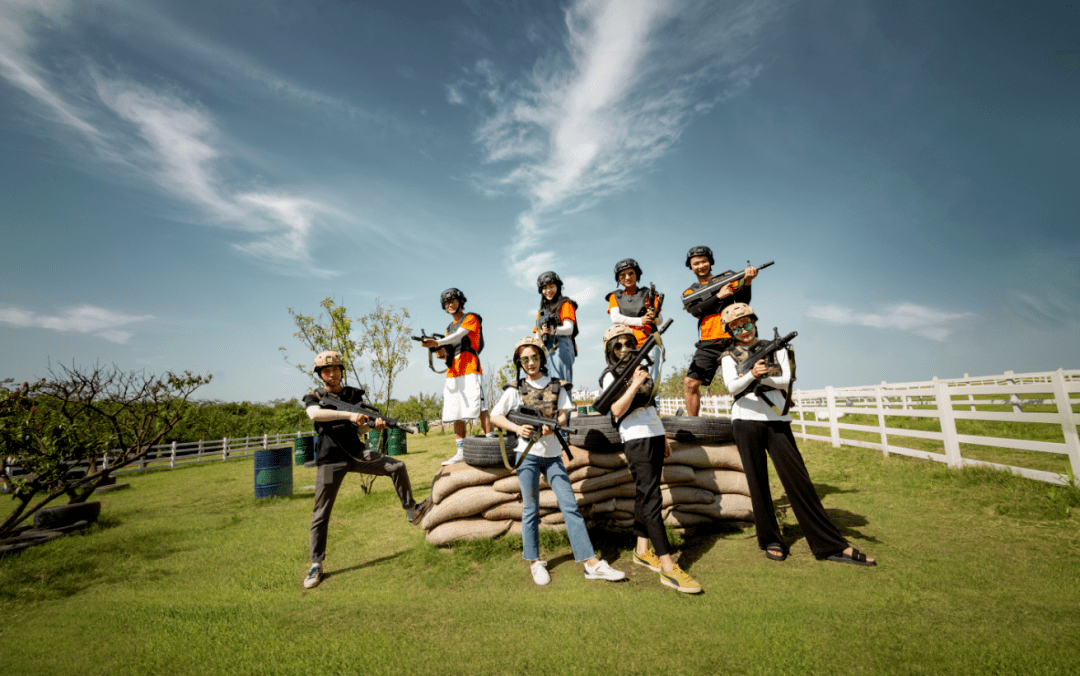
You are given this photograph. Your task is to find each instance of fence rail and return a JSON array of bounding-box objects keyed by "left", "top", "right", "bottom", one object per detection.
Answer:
[
  {"left": 659, "top": 368, "right": 1080, "bottom": 486},
  {"left": 3, "top": 432, "right": 315, "bottom": 490}
]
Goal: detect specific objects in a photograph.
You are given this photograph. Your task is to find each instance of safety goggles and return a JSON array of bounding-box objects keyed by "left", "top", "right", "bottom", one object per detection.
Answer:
[
  {"left": 729, "top": 321, "right": 755, "bottom": 335},
  {"left": 520, "top": 354, "right": 543, "bottom": 364},
  {"left": 611, "top": 338, "right": 637, "bottom": 351}
]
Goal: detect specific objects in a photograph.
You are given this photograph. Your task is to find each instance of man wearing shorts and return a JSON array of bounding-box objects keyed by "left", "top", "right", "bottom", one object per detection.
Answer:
[
  {"left": 420, "top": 288, "right": 492, "bottom": 465},
  {"left": 681, "top": 246, "right": 758, "bottom": 416}
]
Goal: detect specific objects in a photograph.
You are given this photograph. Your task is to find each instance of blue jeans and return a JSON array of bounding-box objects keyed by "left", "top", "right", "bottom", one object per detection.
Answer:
[
  {"left": 516, "top": 452, "right": 596, "bottom": 563},
  {"left": 546, "top": 335, "right": 575, "bottom": 387}
]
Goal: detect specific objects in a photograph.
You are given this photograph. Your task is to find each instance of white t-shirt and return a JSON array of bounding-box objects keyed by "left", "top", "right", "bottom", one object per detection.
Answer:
[
  {"left": 722, "top": 347, "right": 792, "bottom": 422},
  {"left": 599, "top": 372, "right": 665, "bottom": 442},
  {"left": 490, "top": 376, "right": 573, "bottom": 458}
]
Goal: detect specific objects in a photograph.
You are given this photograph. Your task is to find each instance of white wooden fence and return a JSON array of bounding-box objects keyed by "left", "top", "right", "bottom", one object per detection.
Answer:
[
  {"left": 658, "top": 368, "right": 1080, "bottom": 487},
  {"left": 103, "top": 432, "right": 314, "bottom": 474}
]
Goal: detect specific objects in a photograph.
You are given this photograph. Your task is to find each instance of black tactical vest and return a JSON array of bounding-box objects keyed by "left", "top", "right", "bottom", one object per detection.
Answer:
[{"left": 607, "top": 288, "right": 648, "bottom": 317}]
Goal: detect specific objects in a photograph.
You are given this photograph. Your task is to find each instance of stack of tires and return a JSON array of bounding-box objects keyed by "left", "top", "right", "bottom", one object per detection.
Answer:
[{"left": 420, "top": 414, "right": 753, "bottom": 545}]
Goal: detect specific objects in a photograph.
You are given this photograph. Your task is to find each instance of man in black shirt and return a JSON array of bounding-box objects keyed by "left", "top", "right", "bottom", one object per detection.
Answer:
[{"left": 302, "top": 351, "right": 422, "bottom": 589}]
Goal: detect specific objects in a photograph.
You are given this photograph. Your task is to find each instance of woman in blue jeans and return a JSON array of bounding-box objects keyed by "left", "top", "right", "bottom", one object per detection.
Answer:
[
  {"left": 490, "top": 337, "right": 625, "bottom": 586},
  {"left": 534, "top": 271, "right": 579, "bottom": 389}
]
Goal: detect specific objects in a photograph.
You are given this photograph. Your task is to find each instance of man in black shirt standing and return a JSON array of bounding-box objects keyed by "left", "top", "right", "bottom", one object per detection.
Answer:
[{"left": 301, "top": 351, "right": 421, "bottom": 589}]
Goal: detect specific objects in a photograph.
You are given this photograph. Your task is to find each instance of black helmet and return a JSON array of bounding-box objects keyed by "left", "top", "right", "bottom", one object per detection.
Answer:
[
  {"left": 536, "top": 270, "right": 563, "bottom": 292},
  {"left": 614, "top": 258, "right": 642, "bottom": 282},
  {"left": 440, "top": 288, "right": 466, "bottom": 308},
  {"left": 685, "top": 245, "right": 714, "bottom": 268}
]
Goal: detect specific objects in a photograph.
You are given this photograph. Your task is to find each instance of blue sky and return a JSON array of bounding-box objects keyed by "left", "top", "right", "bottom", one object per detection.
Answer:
[{"left": 1, "top": 0, "right": 1077, "bottom": 404}]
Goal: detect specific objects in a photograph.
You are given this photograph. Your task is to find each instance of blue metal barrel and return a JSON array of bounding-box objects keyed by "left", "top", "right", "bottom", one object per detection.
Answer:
[{"left": 254, "top": 447, "right": 293, "bottom": 498}]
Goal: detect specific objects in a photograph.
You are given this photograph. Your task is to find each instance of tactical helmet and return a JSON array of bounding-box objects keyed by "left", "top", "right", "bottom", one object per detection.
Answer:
[
  {"left": 720, "top": 302, "right": 757, "bottom": 329},
  {"left": 513, "top": 336, "right": 547, "bottom": 369},
  {"left": 685, "top": 245, "right": 714, "bottom": 268},
  {"left": 313, "top": 350, "right": 345, "bottom": 374},
  {"left": 536, "top": 271, "right": 563, "bottom": 292},
  {"left": 614, "top": 258, "right": 642, "bottom": 282},
  {"left": 440, "top": 288, "right": 466, "bottom": 308},
  {"left": 602, "top": 324, "right": 636, "bottom": 346}
]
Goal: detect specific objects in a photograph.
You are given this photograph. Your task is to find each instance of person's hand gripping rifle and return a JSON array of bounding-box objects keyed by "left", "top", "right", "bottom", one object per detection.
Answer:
[
  {"left": 413, "top": 329, "right": 454, "bottom": 373},
  {"left": 496, "top": 406, "right": 578, "bottom": 470}
]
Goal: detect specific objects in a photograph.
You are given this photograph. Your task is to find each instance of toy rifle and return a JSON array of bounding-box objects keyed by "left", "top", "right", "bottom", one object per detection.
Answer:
[
  {"left": 536, "top": 312, "right": 562, "bottom": 354},
  {"left": 643, "top": 283, "right": 664, "bottom": 330},
  {"left": 593, "top": 319, "right": 673, "bottom": 417},
  {"left": 496, "top": 406, "right": 577, "bottom": 470},
  {"left": 733, "top": 328, "right": 797, "bottom": 414},
  {"left": 317, "top": 394, "right": 415, "bottom": 434},
  {"left": 681, "top": 261, "right": 774, "bottom": 315},
  {"left": 411, "top": 329, "right": 455, "bottom": 373}
]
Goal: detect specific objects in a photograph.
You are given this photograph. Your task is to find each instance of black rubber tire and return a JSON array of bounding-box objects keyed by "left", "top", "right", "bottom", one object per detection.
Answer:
[
  {"left": 661, "top": 415, "right": 734, "bottom": 443},
  {"left": 462, "top": 434, "right": 519, "bottom": 467},
  {"left": 566, "top": 413, "right": 622, "bottom": 452},
  {"left": 33, "top": 501, "right": 101, "bottom": 529}
]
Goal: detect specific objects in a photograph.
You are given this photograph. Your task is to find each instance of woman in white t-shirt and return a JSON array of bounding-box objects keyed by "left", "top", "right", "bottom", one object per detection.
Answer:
[
  {"left": 599, "top": 325, "right": 702, "bottom": 594},
  {"left": 490, "top": 337, "right": 625, "bottom": 586}
]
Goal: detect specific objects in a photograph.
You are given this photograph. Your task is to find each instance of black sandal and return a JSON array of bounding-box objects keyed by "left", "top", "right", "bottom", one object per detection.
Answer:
[
  {"left": 826, "top": 547, "right": 876, "bottom": 567},
  {"left": 765, "top": 543, "right": 787, "bottom": 562}
]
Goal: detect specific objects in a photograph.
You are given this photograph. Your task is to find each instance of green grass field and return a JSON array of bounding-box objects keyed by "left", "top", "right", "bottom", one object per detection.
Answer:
[{"left": 3, "top": 431, "right": 1079, "bottom": 676}]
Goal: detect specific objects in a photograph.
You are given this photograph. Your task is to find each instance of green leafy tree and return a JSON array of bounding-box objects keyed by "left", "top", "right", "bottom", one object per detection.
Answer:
[
  {"left": 1, "top": 365, "right": 209, "bottom": 538},
  {"left": 657, "top": 358, "right": 729, "bottom": 400},
  {"left": 359, "top": 299, "right": 412, "bottom": 413},
  {"left": 280, "top": 297, "right": 366, "bottom": 388}
]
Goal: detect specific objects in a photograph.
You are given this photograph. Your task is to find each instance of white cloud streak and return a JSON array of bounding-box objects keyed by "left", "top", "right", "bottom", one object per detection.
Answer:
[
  {"left": 457, "top": 0, "right": 785, "bottom": 285},
  {"left": 0, "top": 0, "right": 351, "bottom": 268},
  {"left": 807, "top": 302, "right": 974, "bottom": 341},
  {"left": 0, "top": 305, "right": 153, "bottom": 344}
]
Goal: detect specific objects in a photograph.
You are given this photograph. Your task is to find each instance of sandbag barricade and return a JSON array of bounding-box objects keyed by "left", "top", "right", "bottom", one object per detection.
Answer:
[{"left": 422, "top": 438, "right": 753, "bottom": 545}]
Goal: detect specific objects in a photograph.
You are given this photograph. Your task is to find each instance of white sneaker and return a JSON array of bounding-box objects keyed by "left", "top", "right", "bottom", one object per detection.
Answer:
[
  {"left": 584, "top": 559, "right": 626, "bottom": 581},
  {"left": 441, "top": 449, "right": 465, "bottom": 466},
  {"left": 303, "top": 563, "right": 322, "bottom": 589},
  {"left": 530, "top": 560, "right": 550, "bottom": 586}
]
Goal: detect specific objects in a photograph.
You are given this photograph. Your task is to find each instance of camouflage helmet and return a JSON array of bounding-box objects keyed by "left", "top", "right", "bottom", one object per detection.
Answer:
[
  {"left": 614, "top": 258, "right": 642, "bottom": 282},
  {"left": 513, "top": 336, "right": 547, "bottom": 368},
  {"left": 313, "top": 350, "right": 345, "bottom": 374},
  {"left": 720, "top": 302, "right": 756, "bottom": 330},
  {"left": 602, "top": 324, "right": 636, "bottom": 347},
  {"left": 685, "top": 245, "right": 714, "bottom": 268},
  {"left": 536, "top": 271, "right": 563, "bottom": 292},
  {"left": 440, "top": 287, "right": 466, "bottom": 308}
]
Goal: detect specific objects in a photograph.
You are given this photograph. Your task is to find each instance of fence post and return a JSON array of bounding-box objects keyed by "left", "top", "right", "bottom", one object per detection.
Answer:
[
  {"left": 875, "top": 386, "right": 889, "bottom": 458},
  {"left": 140, "top": 448, "right": 147, "bottom": 471},
  {"left": 1050, "top": 369, "right": 1080, "bottom": 485},
  {"left": 795, "top": 392, "right": 806, "bottom": 437},
  {"left": 170, "top": 441, "right": 177, "bottom": 469},
  {"left": 222, "top": 437, "right": 228, "bottom": 462},
  {"left": 197, "top": 439, "right": 204, "bottom": 462},
  {"left": 963, "top": 373, "right": 977, "bottom": 411},
  {"left": 262, "top": 433, "right": 268, "bottom": 458},
  {"left": 935, "top": 381, "right": 962, "bottom": 468},
  {"left": 825, "top": 386, "right": 840, "bottom": 448},
  {"left": 1005, "top": 370, "right": 1023, "bottom": 413}
]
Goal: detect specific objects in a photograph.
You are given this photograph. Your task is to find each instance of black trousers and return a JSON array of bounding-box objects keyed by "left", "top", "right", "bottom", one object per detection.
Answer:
[
  {"left": 732, "top": 419, "right": 848, "bottom": 558},
  {"left": 309, "top": 449, "right": 415, "bottom": 563},
  {"left": 624, "top": 435, "right": 671, "bottom": 557}
]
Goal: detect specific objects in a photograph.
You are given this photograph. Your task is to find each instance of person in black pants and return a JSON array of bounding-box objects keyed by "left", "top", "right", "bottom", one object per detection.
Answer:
[
  {"left": 719, "top": 303, "right": 876, "bottom": 567},
  {"left": 302, "top": 351, "right": 423, "bottom": 589}
]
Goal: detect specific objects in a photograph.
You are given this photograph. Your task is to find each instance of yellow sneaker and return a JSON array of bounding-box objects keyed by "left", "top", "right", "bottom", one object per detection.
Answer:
[
  {"left": 660, "top": 564, "right": 702, "bottom": 594},
  {"left": 633, "top": 548, "right": 662, "bottom": 572}
]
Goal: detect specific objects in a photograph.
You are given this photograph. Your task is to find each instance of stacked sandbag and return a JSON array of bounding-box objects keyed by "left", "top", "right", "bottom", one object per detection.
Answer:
[{"left": 422, "top": 414, "right": 753, "bottom": 545}]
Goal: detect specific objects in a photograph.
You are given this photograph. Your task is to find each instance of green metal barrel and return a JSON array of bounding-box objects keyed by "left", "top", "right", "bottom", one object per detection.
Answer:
[
  {"left": 294, "top": 435, "right": 315, "bottom": 465},
  {"left": 367, "top": 428, "right": 407, "bottom": 456}
]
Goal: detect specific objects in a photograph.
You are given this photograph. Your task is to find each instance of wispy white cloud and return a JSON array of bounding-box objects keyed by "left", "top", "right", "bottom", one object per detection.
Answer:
[
  {"left": 0, "top": 0, "right": 360, "bottom": 268},
  {"left": 0, "top": 304, "right": 154, "bottom": 344},
  {"left": 454, "top": 0, "right": 785, "bottom": 286},
  {"left": 807, "top": 302, "right": 973, "bottom": 341}
]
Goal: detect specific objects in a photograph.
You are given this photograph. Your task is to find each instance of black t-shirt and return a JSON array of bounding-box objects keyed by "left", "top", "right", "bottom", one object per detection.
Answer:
[{"left": 302, "top": 386, "right": 367, "bottom": 465}]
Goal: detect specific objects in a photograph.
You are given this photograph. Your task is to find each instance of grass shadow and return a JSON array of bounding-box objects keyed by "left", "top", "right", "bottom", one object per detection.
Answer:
[{"left": 324, "top": 550, "right": 410, "bottom": 580}]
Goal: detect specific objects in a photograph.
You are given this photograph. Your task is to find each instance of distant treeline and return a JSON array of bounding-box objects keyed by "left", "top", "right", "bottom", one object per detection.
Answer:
[{"left": 165, "top": 393, "right": 444, "bottom": 443}]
